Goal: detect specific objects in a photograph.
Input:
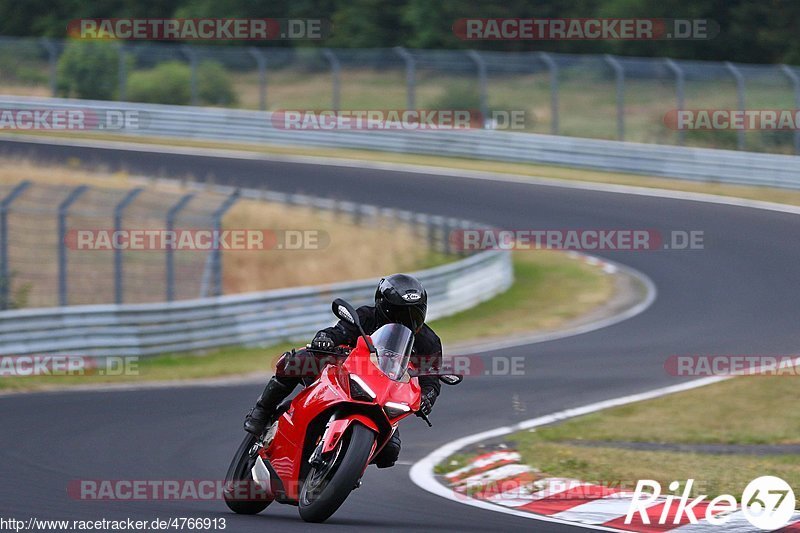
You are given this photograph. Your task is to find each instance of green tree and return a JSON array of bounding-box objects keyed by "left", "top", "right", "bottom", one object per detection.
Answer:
[{"left": 56, "top": 40, "right": 119, "bottom": 99}]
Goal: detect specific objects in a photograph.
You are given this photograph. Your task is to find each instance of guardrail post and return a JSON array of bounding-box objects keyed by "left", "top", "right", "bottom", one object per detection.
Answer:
[
  {"left": 165, "top": 193, "right": 194, "bottom": 302},
  {"left": 604, "top": 54, "right": 625, "bottom": 141},
  {"left": 394, "top": 47, "right": 416, "bottom": 110},
  {"left": 113, "top": 187, "right": 143, "bottom": 304},
  {"left": 467, "top": 50, "right": 489, "bottom": 127},
  {"left": 40, "top": 38, "right": 58, "bottom": 97},
  {"left": 665, "top": 58, "right": 686, "bottom": 146},
  {"left": 0, "top": 181, "right": 30, "bottom": 310},
  {"left": 780, "top": 64, "right": 800, "bottom": 155},
  {"left": 321, "top": 49, "right": 341, "bottom": 111},
  {"left": 725, "top": 61, "right": 746, "bottom": 151},
  {"left": 248, "top": 47, "right": 268, "bottom": 111},
  {"left": 211, "top": 189, "right": 240, "bottom": 297},
  {"left": 181, "top": 46, "right": 199, "bottom": 106},
  {"left": 537, "top": 52, "right": 559, "bottom": 135},
  {"left": 58, "top": 185, "right": 89, "bottom": 307},
  {"left": 117, "top": 43, "right": 127, "bottom": 101}
]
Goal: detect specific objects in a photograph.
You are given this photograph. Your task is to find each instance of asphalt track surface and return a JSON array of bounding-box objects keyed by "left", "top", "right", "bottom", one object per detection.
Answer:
[{"left": 2, "top": 139, "right": 799, "bottom": 532}]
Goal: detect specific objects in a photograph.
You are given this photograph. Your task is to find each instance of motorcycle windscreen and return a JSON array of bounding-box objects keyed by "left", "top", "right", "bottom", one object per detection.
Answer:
[{"left": 371, "top": 323, "right": 414, "bottom": 381}]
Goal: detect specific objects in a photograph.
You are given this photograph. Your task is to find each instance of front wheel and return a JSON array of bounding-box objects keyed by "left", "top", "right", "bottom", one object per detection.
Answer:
[
  {"left": 223, "top": 433, "right": 272, "bottom": 515},
  {"left": 298, "top": 424, "right": 375, "bottom": 523}
]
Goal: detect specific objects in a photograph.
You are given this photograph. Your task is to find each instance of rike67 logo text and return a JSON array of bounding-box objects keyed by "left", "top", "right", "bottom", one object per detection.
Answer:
[{"left": 626, "top": 477, "right": 795, "bottom": 530}]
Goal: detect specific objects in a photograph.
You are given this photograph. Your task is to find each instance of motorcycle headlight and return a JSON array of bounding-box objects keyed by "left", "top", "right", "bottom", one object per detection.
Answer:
[
  {"left": 383, "top": 401, "right": 411, "bottom": 419},
  {"left": 349, "top": 374, "right": 376, "bottom": 401}
]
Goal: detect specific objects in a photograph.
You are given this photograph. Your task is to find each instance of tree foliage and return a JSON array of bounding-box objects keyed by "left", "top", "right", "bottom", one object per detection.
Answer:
[{"left": 1, "top": 0, "right": 798, "bottom": 63}]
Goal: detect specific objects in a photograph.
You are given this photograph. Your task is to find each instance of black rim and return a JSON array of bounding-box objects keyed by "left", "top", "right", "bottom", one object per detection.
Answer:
[{"left": 300, "top": 437, "right": 345, "bottom": 506}]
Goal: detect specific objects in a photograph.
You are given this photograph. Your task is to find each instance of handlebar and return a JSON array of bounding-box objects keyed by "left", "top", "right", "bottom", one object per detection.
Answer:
[{"left": 305, "top": 344, "right": 351, "bottom": 357}]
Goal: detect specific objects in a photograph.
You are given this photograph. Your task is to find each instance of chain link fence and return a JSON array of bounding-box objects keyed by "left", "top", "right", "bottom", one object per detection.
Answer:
[
  {"left": 0, "top": 180, "right": 228, "bottom": 308},
  {"left": 0, "top": 177, "right": 477, "bottom": 310},
  {"left": 1, "top": 36, "right": 798, "bottom": 154}
]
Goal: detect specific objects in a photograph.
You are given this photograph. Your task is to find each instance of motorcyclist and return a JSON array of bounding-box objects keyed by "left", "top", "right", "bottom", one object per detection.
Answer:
[{"left": 244, "top": 273, "right": 442, "bottom": 469}]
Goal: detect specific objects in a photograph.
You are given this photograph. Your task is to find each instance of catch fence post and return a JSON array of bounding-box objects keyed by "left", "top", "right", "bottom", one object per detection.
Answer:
[
  {"left": 604, "top": 54, "right": 625, "bottom": 141},
  {"left": 725, "top": 62, "right": 746, "bottom": 150},
  {"left": 40, "top": 38, "right": 58, "bottom": 96},
  {"left": 211, "top": 189, "right": 240, "bottom": 297},
  {"left": 181, "top": 46, "right": 199, "bottom": 105},
  {"left": 248, "top": 47, "right": 268, "bottom": 111},
  {"left": 538, "top": 52, "right": 559, "bottom": 135},
  {"left": 394, "top": 47, "right": 416, "bottom": 110},
  {"left": 665, "top": 58, "right": 686, "bottom": 145},
  {"left": 165, "top": 193, "right": 194, "bottom": 302},
  {"left": 58, "top": 185, "right": 89, "bottom": 306},
  {"left": 467, "top": 50, "right": 489, "bottom": 126},
  {"left": 322, "top": 49, "right": 341, "bottom": 111},
  {"left": 113, "top": 188, "right": 143, "bottom": 304},
  {"left": 0, "top": 181, "right": 31, "bottom": 310}
]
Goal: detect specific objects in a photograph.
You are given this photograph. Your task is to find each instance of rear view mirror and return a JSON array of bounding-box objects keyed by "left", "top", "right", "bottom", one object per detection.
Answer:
[
  {"left": 332, "top": 298, "right": 360, "bottom": 328},
  {"left": 439, "top": 374, "right": 463, "bottom": 386},
  {"left": 332, "top": 298, "right": 376, "bottom": 354}
]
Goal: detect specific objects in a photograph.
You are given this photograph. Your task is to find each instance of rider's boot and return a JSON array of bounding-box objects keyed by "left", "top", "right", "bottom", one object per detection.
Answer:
[{"left": 244, "top": 377, "right": 295, "bottom": 435}]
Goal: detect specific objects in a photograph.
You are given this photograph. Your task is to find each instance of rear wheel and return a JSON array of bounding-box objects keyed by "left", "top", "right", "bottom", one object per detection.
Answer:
[
  {"left": 223, "top": 433, "right": 272, "bottom": 514},
  {"left": 298, "top": 424, "right": 375, "bottom": 523}
]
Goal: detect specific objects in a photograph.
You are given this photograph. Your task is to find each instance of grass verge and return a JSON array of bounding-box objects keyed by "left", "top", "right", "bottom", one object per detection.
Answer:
[
  {"left": 0, "top": 251, "right": 613, "bottom": 391},
  {"left": 0, "top": 344, "right": 293, "bottom": 392},
  {"left": 499, "top": 375, "right": 800, "bottom": 504}
]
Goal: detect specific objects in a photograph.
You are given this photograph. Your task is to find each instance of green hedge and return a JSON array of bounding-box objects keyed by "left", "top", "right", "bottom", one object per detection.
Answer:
[{"left": 126, "top": 60, "right": 237, "bottom": 106}]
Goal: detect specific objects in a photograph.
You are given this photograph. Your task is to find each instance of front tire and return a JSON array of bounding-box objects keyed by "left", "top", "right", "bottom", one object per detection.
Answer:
[
  {"left": 298, "top": 424, "right": 375, "bottom": 523},
  {"left": 223, "top": 433, "right": 272, "bottom": 515}
]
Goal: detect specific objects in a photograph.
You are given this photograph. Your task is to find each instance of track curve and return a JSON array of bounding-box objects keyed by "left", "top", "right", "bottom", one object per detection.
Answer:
[{"left": 1, "top": 139, "right": 799, "bottom": 532}]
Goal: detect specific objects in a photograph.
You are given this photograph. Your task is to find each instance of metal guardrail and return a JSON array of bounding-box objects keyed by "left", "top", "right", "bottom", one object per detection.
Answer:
[
  {"left": 2, "top": 96, "right": 799, "bottom": 188},
  {"left": 0, "top": 247, "right": 512, "bottom": 357}
]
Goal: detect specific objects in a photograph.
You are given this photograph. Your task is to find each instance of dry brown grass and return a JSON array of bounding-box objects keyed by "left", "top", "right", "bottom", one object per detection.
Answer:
[{"left": 222, "top": 199, "right": 432, "bottom": 293}]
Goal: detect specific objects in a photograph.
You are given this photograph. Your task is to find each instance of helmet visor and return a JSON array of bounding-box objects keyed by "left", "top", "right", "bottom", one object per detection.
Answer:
[{"left": 380, "top": 301, "right": 426, "bottom": 332}]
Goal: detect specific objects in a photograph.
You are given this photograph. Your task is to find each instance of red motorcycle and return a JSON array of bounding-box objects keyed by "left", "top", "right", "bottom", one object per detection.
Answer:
[{"left": 223, "top": 298, "right": 461, "bottom": 523}]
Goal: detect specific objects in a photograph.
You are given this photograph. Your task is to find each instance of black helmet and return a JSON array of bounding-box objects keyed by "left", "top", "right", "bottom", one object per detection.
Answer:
[{"left": 374, "top": 274, "right": 428, "bottom": 333}]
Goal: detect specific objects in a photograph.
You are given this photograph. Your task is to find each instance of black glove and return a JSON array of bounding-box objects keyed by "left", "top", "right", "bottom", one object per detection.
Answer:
[
  {"left": 311, "top": 332, "right": 334, "bottom": 350},
  {"left": 417, "top": 388, "right": 436, "bottom": 416}
]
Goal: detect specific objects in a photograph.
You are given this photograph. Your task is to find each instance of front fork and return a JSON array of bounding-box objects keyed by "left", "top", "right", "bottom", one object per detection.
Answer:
[{"left": 309, "top": 414, "right": 382, "bottom": 470}]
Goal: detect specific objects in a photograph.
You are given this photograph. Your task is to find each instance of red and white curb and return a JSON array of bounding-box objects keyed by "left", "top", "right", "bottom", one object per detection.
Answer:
[{"left": 440, "top": 449, "right": 800, "bottom": 532}]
